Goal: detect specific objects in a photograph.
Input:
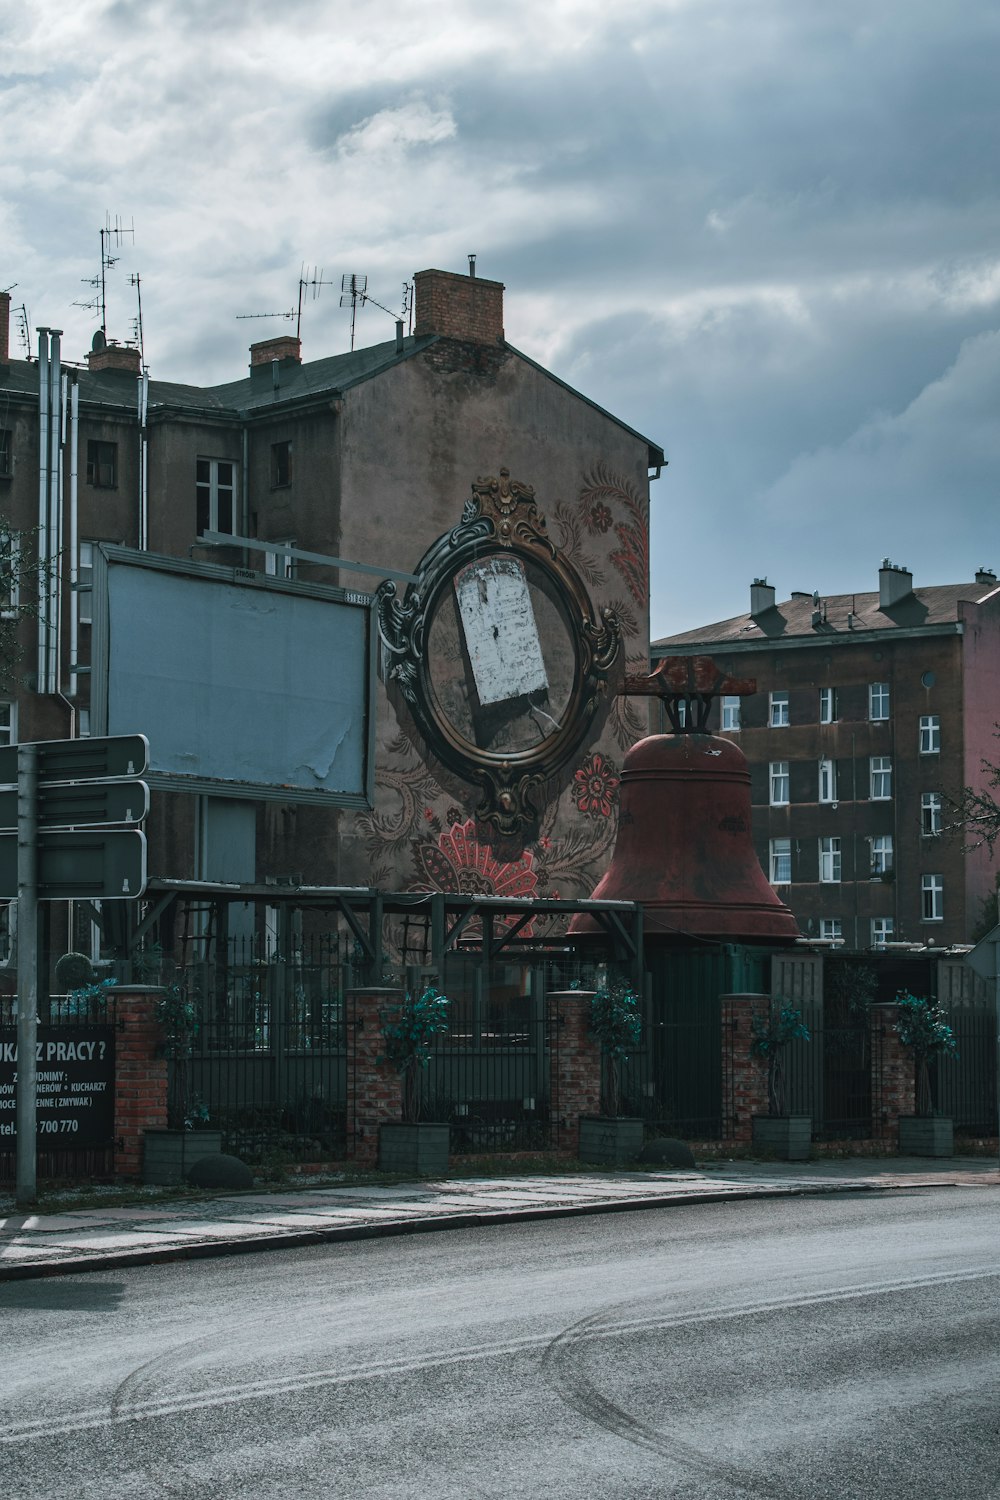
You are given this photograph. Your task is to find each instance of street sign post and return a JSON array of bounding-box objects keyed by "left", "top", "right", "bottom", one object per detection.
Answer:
[{"left": 10, "top": 733, "right": 150, "bottom": 1207}]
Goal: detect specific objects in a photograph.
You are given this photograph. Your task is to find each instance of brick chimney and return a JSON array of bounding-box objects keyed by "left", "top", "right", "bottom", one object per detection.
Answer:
[
  {"left": 413, "top": 268, "right": 504, "bottom": 344},
  {"left": 0, "top": 290, "right": 9, "bottom": 366},
  {"left": 750, "top": 578, "right": 776, "bottom": 617},
  {"left": 250, "top": 335, "right": 301, "bottom": 368},
  {"left": 878, "top": 559, "right": 913, "bottom": 609},
  {"left": 975, "top": 567, "right": 997, "bottom": 587},
  {"left": 87, "top": 342, "right": 142, "bottom": 375}
]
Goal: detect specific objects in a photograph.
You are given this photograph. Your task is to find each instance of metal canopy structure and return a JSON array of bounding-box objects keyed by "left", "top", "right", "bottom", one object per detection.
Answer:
[{"left": 133, "top": 880, "right": 645, "bottom": 980}]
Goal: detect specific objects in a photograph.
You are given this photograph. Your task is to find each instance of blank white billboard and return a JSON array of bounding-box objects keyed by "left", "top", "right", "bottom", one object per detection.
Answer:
[{"left": 91, "top": 548, "right": 375, "bottom": 806}]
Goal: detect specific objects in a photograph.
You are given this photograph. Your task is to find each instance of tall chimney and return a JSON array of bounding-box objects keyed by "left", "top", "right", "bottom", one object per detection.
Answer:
[
  {"left": 750, "top": 578, "right": 776, "bottom": 617},
  {"left": 878, "top": 559, "right": 913, "bottom": 609},
  {"left": 413, "top": 268, "right": 504, "bottom": 344},
  {"left": 0, "top": 290, "right": 9, "bottom": 366}
]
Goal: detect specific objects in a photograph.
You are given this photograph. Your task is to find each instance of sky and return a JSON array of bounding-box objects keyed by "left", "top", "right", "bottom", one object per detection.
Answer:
[{"left": 2, "top": 0, "right": 998, "bottom": 639}]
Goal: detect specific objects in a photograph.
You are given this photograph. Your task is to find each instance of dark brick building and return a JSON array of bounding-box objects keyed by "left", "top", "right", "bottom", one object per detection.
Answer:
[{"left": 652, "top": 562, "right": 1000, "bottom": 949}]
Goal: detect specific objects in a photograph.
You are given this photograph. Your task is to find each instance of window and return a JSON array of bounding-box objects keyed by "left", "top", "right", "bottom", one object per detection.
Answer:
[
  {"left": 265, "top": 542, "right": 296, "bottom": 580},
  {"left": 86, "top": 440, "right": 117, "bottom": 489},
  {"left": 270, "top": 441, "right": 292, "bottom": 488},
  {"left": 819, "top": 836, "right": 841, "bottom": 883},
  {"left": 769, "top": 691, "right": 789, "bottom": 727},
  {"left": 196, "top": 458, "right": 236, "bottom": 534},
  {"left": 820, "top": 919, "right": 843, "bottom": 941},
  {"left": 0, "top": 903, "right": 14, "bottom": 963},
  {"left": 721, "top": 696, "right": 741, "bottom": 731},
  {"left": 0, "top": 701, "right": 16, "bottom": 747},
  {"left": 78, "top": 541, "right": 94, "bottom": 625},
  {"left": 819, "top": 687, "right": 838, "bottom": 724},
  {"left": 922, "top": 873, "right": 943, "bottom": 921},
  {"left": 769, "top": 760, "right": 789, "bottom": 805},
  {"left": 0, "top": 430, "right": 10, "bottom": 478},
  {"left": 921, "top": 791, "right": 942, "bottom": 836},
  {"left": 769, "top": 838, "right": 791, "bottom": 885},
  {"left": 818, "top": 758, "right": 837, "bottom": 803},
  {"left": 870, "top": 756, "right": 892, "bottom": 800},
  {"left": 870, "top": 834, "right": 893, "bottom": 877},
  {"left": 871, "top": 917, "right": 894, "bottom": 949},
  {"left": 0, "top": 530, "right": 19, "bottom": 616},
  {"left": 919, "top": 715, "right": 941, "bottom": 754},
  {"left": 869, "top": 682, "right": 890, "bottom": 721}
]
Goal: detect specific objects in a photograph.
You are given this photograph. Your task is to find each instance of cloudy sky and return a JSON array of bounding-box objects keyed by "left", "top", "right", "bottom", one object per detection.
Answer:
[{"left": 2, "top": 0, "right": 998, "bottom": 637}]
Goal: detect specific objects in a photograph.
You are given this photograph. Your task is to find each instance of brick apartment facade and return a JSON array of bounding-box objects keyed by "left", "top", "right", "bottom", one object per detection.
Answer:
[{"left": 652, "top": 563, "right": 1000, "bottom": 949}]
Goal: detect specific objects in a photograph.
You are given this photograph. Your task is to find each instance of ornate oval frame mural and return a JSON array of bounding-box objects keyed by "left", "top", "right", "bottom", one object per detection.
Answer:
[{"left": 376, "top": 469, "right": 622, "bottom": 837}]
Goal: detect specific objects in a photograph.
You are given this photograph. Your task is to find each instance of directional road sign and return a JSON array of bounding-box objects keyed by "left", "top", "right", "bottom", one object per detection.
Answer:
[
  {"left": 0, "top": 733, "right": 149, "bottom": 786},
  {"left": 0, "top": 780, "right": 149, "bottom": 832},
  {"left": 0, "top": 829, "right": 147, "bottom": 900}
]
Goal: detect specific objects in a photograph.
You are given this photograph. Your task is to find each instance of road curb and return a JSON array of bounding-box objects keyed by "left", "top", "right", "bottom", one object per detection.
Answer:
[{"left": 0, "top": 1176, "right": 951, "bottom": 1283}]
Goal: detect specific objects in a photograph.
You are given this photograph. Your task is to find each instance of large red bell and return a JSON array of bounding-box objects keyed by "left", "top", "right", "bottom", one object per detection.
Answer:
[{"left": 569, "top": 658, "right": 799, "bottom": 945}]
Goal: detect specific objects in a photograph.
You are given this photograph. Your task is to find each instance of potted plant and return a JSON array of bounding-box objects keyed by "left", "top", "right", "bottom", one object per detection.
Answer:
[
  {"left": 750, "top": 1001, "right": 812, "bottom": 1160},
  {"left": 893, "top": 990, "right": 958, "bottom": 1157},
  {"left": 579, "top": 980, "right": 645, "bottom": 1167},
  {"left": 143, "top": 982, "right": 223, "bottom": 1185},
  {"left": 377, "top": 985, "right": 451, "bottom": 1174}
]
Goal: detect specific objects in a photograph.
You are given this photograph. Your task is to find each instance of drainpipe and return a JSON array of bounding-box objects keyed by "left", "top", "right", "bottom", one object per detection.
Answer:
[
  {"left": 138, "top": 368, "right": 149, "bottom": 549},
  {"left": 69, "top": 376, "right": 79, "bottom": 697},
  {"left": 36, "top": 329, "right": 50, "bottom": 690},
  {"left": 45, "top": 330, "right": 62, "bottom": 695}
]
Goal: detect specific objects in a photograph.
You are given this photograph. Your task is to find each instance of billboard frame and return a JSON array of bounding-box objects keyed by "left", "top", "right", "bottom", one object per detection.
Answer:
[{"left": 91, "top": 546, "right": 377, "bottom": 808}]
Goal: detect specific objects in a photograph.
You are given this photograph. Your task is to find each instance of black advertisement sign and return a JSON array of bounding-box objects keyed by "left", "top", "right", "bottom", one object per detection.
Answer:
[{"left": 0, "top": 1027, "right": 115, "bottom": 1148}]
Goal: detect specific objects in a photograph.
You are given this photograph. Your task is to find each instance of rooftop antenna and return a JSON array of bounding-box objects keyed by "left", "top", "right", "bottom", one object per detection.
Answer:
[
  {"left": 128, "top": 272, "right": 145, "bottom": 364},
  {"left": 74, "top": 214, "right": 134, "bottom": 334},
  {"left": 296, "top": 265, "right": 335, "bottom": 342},
  {"left": 339, "top": 273, "right": 367, "bottom": 351},
  {"left": 14, "top": 304, "right": 32, "bottom": 360}
]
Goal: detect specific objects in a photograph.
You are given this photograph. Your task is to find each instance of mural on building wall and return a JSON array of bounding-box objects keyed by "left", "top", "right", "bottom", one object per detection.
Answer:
[{"left": 355, "top": 463, "right": 649, "bottom": 906}]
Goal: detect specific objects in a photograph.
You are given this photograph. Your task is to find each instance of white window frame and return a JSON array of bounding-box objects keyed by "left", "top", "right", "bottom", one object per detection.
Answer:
[
  {"left": 819, "top": 836, "right": 841, "bottom": 884},
  {"left": 769, "top": 691, "right": 790, "bottom": 727},
  {"left": 818, "top": 758, "right": 837, "bottom": 804},
  {"left": 870, "top": 756, "right": 892, "bottom": 801},
  {"left": 819, "top": 919, "right": 843, "bottom": 941},
  {"left": 870, "top": 834, "right": 893, "bottom": 878},
  {"left": 871, "top": 917, "right": 894, "bottom": 949},
  {"left": 769, "top": 838, "right": 791, "bottom": 885},
  {"left": 0, "top": 529, "right": 19, "bottom": 617},
  {"left": 869, "top": 682, "right": 890, "bottom": 721},
  {"left": 819, "top": 687, "right": 837, "bottom": 724},
  {"left": 922, "top": 874, "right": 943, "bottom": 922},
  {"left": 921, "top": 791, "right": 942, "bottom": 836},
  {"left": 265, "top": 541, "right": 297, "bottom": 580},
  {"left": 78, "top": 540, "right": 94, "bottom": 625},
  {"left": 721, "top": 696, "right": 740, "bottom": 732},
  {"left": 196, "top": 457, "right": 237, "bottom": 535},
  {"left": 919, "top": 715, "right": 941, "bottom": 754},
  {"left": 769, "top": 760, "right": 789, "bottom": 806},
  {"left": 0, "top": 701, "right": 16, "bottom": 747}
]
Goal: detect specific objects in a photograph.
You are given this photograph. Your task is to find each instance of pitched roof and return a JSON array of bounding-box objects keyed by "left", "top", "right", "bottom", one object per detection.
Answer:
[{"left": 654, "top": 581, "right": 1000, "bottom": 651}]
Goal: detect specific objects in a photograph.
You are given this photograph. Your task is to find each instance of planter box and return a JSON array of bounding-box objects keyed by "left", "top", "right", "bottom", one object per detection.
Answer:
[
  {"left": 378, "top": 1122, "right": 450, "bottom": 1175},
  {"left": 752, "top": 1115, "right": 812, "bottom": 1162},
  {"left": 898, "top": 1116, "right": 954, "bottom": 1158},
  {"left": 143, "top": 1129, "right": 224, "bottom": 1186},
  {"left": 579, "top": 1116, "right": 644, "bottom": 1167}
]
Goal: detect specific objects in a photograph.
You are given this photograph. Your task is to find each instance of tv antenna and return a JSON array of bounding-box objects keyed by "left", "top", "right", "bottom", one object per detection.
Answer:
[
  {"left": 298, "top": 266, "right": 336, "bottom": 341},
  {"left": 74, "top": 214, "right": 134, "bottom": 333},
  {"left": 340, "top": 276, "right": 413, "bottom": 350},
  {"left": 14, "top": 304, "right": 31, "bottom": 360},
  {"left": 128, "top": 272, "right": 145, "bottom": 363}
]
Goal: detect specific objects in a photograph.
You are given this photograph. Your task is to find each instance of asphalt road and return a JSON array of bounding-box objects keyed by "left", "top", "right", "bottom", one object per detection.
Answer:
[{"left": 1, "top": 1189, "right": 998, "bottom": 1499}]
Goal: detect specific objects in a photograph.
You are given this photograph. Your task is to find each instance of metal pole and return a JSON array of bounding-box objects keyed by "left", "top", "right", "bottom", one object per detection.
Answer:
[{"left": 15, "top": 744, "right": 38, "bottom": 1208}]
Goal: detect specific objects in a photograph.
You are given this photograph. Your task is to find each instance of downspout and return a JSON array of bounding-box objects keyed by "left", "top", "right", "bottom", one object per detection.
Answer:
[
  {"left": 36, "top": 329, "right": 50, "bottom": 691},
  {"left": 138, "top": 368, "right": 149, "bottom": 549},
  {"left": 46, "top": 330, "right": 62, "bottom": 696},
  {"left": 68, "top": 376, "right": 79, "bottom": 697},
  {"left": 241, "top": 423, "right": 249, "bottom": 547}
]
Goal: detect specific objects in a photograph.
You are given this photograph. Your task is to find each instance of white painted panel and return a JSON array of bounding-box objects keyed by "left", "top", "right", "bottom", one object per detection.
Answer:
[{"left": 454, "top": 556, "right": 548, "bottom": 706}]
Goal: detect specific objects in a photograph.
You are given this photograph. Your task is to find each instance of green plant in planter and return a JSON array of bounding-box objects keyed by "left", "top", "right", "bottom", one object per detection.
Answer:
[
  {"left": 155, "top": 983, "right": 202, "bottom": 1130},
  {"left": 379, "top": 986, "right": 450, "bottom": 1123},
  {"left": 893, "top": 990, "right": 957, "bottom": 1117},
  {"left": 750, "top": 1002, "right": 810, "bottom": 1117},
  {"left": 589, "top": 981, "right": 642, "bottom": 1118}
]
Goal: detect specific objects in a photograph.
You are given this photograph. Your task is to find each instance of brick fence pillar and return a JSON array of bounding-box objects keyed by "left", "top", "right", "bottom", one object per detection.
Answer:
[
  {"left": 346, "top": 988, "right": 404, "bottom": 1167},
  {"left": 547, "top": 991, "right": 601, "bottom": 1152},
  {"left": 871, "top": 1002, "right": 915, "bottom": 1145},
  {"left": 720, "top": 993, "right": 770, "bottom": 1144},
  {"left": 113, "top": 986, "right": 168, "bottom": 1181}
]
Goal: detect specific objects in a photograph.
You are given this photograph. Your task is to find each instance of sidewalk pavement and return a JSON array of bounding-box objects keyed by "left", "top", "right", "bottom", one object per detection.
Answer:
[{"left": 0, "top": 1156, "right": 996, "bottom": 1282}]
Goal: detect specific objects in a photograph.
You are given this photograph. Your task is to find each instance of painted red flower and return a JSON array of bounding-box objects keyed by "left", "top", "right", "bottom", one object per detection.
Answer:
[
  {"left": 411, "top": 818, "right": 538, "bottom": 934},
  {"left": 588, "top": 501, "right": 614, "bottom": 534},
  {"left": 573, "top": 753, "right": 620, "bottom": 819}
]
